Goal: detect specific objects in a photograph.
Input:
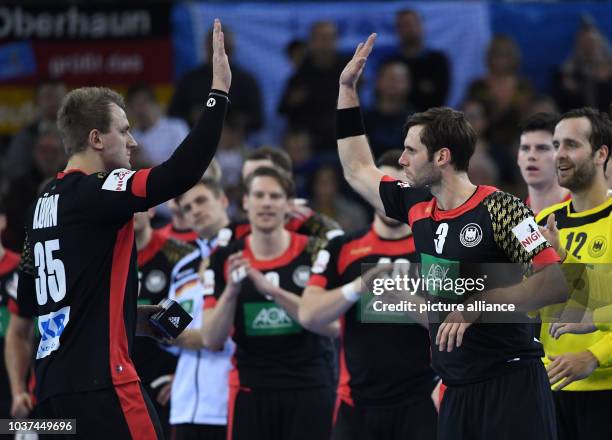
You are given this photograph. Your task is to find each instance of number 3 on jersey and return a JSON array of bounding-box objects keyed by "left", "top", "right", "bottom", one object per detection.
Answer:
[
  {"left": 434, "top": 223, "right": 449, "bottom": 254},
  {"left": 34, "top": 239, "right": 66, "bottom": 305}
]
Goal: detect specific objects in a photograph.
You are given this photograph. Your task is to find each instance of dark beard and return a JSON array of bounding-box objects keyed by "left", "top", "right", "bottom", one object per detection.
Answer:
[{"left": 559, "top": 160, "right": 596, "bottom": 192}]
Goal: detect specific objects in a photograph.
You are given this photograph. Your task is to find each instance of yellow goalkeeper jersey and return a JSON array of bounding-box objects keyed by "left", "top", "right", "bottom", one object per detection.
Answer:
[{"left": 536, "top": 196, "right": 612, "bottom": 391}]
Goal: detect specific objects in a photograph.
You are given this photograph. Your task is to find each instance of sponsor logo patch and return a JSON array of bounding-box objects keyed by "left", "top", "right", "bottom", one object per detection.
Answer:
[
  {"left": 243, "top": 303, "right": 301, "bottom": 336},
  {"left": 102, "top": 168, "right": 135, "bottom": 192},
  {"left": 311, "top": 250, "right": 330, "bottom": 274},
  {"left": 36, "top": 306, "right": 70, "bottom": 359},
  {"left": 512, "top": 217, "right": 546, "bottom": 253},
  {"left": 202, "top": 269, "right": 215, "bottom": 295}
]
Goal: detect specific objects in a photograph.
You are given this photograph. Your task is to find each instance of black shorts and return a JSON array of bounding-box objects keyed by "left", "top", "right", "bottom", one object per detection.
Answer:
[
  {"left": 229, "top": 386, "right": 334, "bottom": 440},
  {"left": 171, "top": 423, "right": 226, "bottom": 440},
  {"left": 438, "top": 361, "right": 557, "bottom": 440},
  {"left": 332, "top": 398, "right": 437, "bottom": 440},
  {"left": 36, "top": 381, "right": 164, "bottom": 440},
  {"left": 554, "top": 389, "right": 612, "bottom": 440}
]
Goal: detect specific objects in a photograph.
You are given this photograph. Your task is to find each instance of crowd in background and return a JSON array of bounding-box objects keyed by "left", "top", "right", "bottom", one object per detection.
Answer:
[{"left": 2, "top": 9, "right": 612, "bottom": 252}]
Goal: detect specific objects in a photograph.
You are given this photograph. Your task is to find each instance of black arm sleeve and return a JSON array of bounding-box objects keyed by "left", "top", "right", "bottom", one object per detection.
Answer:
[{"left": 145, "top": 89, "right": 229, "bottom": 206}]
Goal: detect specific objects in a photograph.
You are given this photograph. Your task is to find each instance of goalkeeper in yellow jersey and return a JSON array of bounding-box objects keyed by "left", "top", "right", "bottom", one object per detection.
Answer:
[{"left": 537, "top": 107, "right": 612, "bottom": 440}]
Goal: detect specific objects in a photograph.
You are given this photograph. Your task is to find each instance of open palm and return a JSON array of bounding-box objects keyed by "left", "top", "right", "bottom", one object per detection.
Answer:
[{"left": 339, "top": 33, "right": 377, "bottom": 89}]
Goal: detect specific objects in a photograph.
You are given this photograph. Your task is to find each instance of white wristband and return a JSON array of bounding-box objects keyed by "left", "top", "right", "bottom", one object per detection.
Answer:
[{"left": 341, "top": 282, "right": 361, "bottom": 303}]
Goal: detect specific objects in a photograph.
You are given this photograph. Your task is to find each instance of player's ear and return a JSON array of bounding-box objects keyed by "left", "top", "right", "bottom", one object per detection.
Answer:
[
  {"left": 89, "top": 128, "right": 103, "bottom": 151},
  {"left": 220, "top": 193, "right": 229, "bottom": 209},
  {"left": 436, "top": 147, "right": 451, "bottom": 166},
  {"left": 0, "top": 214, "right": 6, "bottom": 232},
  {"left": 596, "top": 144, "right": 609, "bottom": 167},
  {"left": 242, "top": 193, "right": 249, "bottom": 212}
]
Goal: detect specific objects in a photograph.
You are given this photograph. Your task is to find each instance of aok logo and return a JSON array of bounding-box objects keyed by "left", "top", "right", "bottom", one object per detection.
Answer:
[
  {"left": 253, "top": 307, "right": 293, "bottom": 329},
  {"left": 244, "top": 303, "right": 301, "bottom": 336}
]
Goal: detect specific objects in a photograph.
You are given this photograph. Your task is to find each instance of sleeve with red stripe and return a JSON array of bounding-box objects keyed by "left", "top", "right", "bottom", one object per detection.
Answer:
[{"left": 379, "top": 175, "right": 432, "bottom": 226}]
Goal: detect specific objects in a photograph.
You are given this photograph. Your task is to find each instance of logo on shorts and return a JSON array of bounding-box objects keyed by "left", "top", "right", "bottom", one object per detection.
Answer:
[
  {"left": 169, "top": 316, "right": 180, "bottom": 328},
  {"left": 459, "top": 223, "right": 482, "bottom": 248},
  {"left": 145, "top": 270, "right": 167, "bottom": 293},
  {"left": 206, "top": 97, "right": 216, "bottom": 107},
  {"left": 396, "top": 181, "right": 410, "bottom": 188},
  {"left": 588, "top": 236, "right": 607, "bottom": 258},
  {"left": 292, "top": 265, "right": 311, "bottom": 288}
]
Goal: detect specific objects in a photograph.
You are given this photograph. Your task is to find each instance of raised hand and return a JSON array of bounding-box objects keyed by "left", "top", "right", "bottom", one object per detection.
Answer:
[
  {"left": 339, "top": 33, "right": 377, "bottom": 90},
  {"left": 539, "top": 213, "right": 564, "bottom": 259},
  {"left": 211, "top": 18, "right": 231, "bottom": 93}
]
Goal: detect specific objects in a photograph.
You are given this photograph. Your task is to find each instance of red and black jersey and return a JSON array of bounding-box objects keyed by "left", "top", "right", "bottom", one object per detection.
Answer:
[
  {"left": 233, "top": 207, "right": 342, "bottom": 241},
  {"left": 16, "top": 89, "right": 228, "bottom": 403},
  {"left": 307, "top": 228, "right": 434, "bottom": 407},
  {"left": 1, "top": 249, "right": 20, "bottom": 415},
  {"left": 203, "top": 232, "right": 332, "bottom": 390},
  {"left": 134, "top": 231, "right": 194, "bottom": 388},
  {"left": 379, "top": 177, "right": 560, "bottom": 386}
]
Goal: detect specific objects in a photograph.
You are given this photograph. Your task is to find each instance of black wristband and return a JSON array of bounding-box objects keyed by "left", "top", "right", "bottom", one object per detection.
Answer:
[
  {"left": 336, "top": 107, "right": 365, "bottom": 139},
  {"left": 209, "top": 89, "right": 230, "bottom": 104}
]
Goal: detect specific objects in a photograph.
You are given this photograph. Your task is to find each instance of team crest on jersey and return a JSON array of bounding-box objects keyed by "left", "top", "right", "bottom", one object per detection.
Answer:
[
  {"left": 36, "top": 306, "right": 70, "bottom": 359},
  {"left": 292, "top": 265, "right": 311, "bottom": 288},
  {"left": 588, "top": 236, "right": 607, "bottom": 258},
  {"left": 102, "top": 168, "right": 135, "bottom": 191},
  {"left": 512, "top": 217, "right": 546, "bottom": 253},
  {"left": 459, "top": 223, "right": 482, "bottom": 248},
  {"left": 145, "top": 270, "right": 167, "bottom": 293}
]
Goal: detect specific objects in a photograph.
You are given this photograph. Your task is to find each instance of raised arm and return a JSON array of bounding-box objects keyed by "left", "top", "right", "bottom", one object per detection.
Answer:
[
  {"left": 144, "top": 18, "right": 232, "bottom": 206},
  {"left": 337, "top": 34, "right": 385, "bottom": 215}
]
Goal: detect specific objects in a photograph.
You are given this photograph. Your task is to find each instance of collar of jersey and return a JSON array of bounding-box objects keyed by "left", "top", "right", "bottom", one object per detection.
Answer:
[
  {"left": 429, "top": 185, "right": 497, "bottom": 221},
  {"left": 57, "top": 168, "right": 86, "bottom": 179},
  {"left": 566, "top": 195, "right": 612, "bottom": 217}
]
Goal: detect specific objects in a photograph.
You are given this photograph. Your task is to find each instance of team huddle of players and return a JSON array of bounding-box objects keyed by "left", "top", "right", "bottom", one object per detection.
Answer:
[{"left": 1, "top": 21, "right": 611, "bottom": 440}]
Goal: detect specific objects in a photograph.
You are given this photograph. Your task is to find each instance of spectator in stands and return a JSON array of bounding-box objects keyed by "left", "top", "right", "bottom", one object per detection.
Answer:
[
  {"left": 461, "top": 100, "right": 501, "bottom": 188},
  {"left": 3, "top": 129, "right": 66, "bottom": 251},
  {"left": 216, "top": 113, "right": 248, "bottom": 218},
  {"left": 278, "top": 21, "right": 349, "bottom": 152},
  {"left": 364, "top": 60, "right": 414, "bottom": 157},
  {"left": 286, "top": 39, "right": 307, "bottom": 69},
  {"left": 385, "top": 9, "right": 450, "bottom": 111},
  {"left": 309, "top": 165, "right": 368, "bottom": 232},
  {"left": 3, "top": 79, "right": 66, "bottom": 182},
  {"left": 468, "top": 35, "right": 534, "bottom": 162},
  {"left": 283, "top": 129, "right": 317, "bottom": 198},
  {"left": 169, "top": 25, "right": 263, "bottom": 135},
  {"left": 127, "top": 83, "right": 189, "bottom": 166},
  {"left": 552, "top": 20, "right": 612, "bottom": 113}
]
